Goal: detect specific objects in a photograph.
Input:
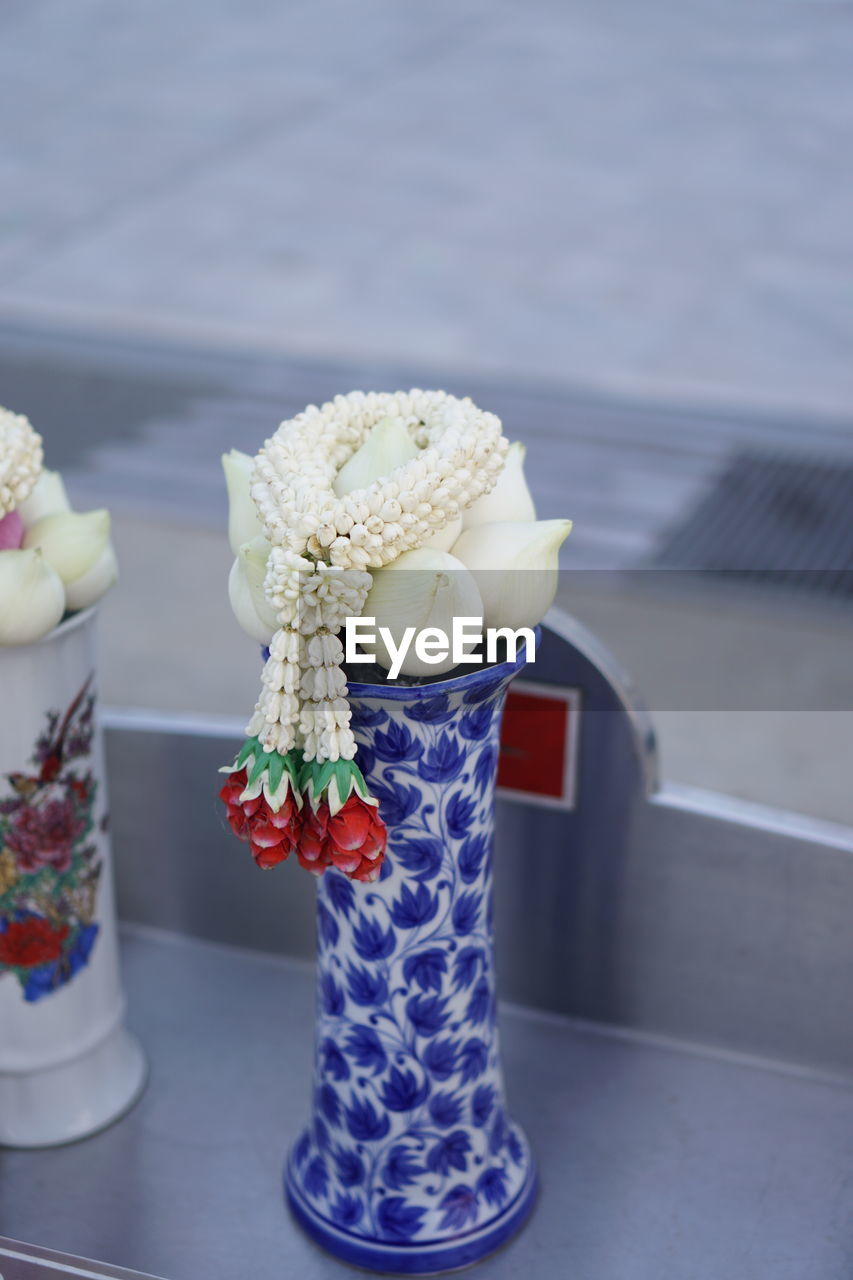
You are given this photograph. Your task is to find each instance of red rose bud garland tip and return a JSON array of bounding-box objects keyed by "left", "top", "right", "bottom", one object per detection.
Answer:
[
  {"left": 218, "top": 737, "right": 302, "bottom": 871},
  {"left": 218, "top": 765, "right": 301, "bottom": 869},
  {"left": 219, "top": 741, "right": 387, "bottom": 882},
  {"left": 299, "top": 794, "right": 387, "bottom": 881}
]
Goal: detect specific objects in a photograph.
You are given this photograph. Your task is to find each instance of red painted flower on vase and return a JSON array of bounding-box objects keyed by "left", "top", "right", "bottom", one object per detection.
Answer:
[
  {"left": 0, "top": 916, "right": 70, "bottom": 968},
  {"left": 300, "top": 795, "right": 387, "bottom": 882},
  {"left": 6, "top": 794, "right": 85, "bottom": 873},
  {"left": 1, "top": 678, "right": 103, "bottom": 1001}
]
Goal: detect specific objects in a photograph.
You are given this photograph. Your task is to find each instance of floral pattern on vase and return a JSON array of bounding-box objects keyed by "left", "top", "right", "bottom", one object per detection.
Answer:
[
  {"left": 285, "top": 652, "right": 537, "bottom": 1273},
  {"left": 0, "top": 677, "right": 102, "bottom": 1002}
]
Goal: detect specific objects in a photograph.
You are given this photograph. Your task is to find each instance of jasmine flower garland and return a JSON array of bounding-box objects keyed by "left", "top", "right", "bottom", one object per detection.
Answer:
[
  {"left": 220, "top": 389, "right": 509, "bottom": 883},
  {"left": 0, "top": 409, "right": 43, "bottom": 517}
]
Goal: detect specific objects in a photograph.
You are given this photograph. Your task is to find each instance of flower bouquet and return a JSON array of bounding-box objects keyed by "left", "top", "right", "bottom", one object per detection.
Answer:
[
  {"left": 0, "top": 408, "right": 144, "bottom": 1148},
  {"left": 219, "top": 390, "right": 570, "bottom": 1272},
  {"left": 0, "top": 409, "right": 118, "bottom": 642}
]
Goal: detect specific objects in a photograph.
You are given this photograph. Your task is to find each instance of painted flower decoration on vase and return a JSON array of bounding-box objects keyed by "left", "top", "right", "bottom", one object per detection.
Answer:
[
  {"left": 0, "top": 915, "right": 70, "bottom": 968},
  {"left": 5, "top": 794, "right": 86, "bottom": 873},
  {"left": 0, "top": 678, "right": 103, "bottom": 1002}
]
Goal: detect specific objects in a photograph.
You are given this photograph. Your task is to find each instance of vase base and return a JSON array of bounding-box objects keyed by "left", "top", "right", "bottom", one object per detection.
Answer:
[
  {"left": 285, "top": 1157, "right": 538, "bottom": 1275},
  {"left": 0, "top": 1025, "right": 147, "bottom": 1148}
]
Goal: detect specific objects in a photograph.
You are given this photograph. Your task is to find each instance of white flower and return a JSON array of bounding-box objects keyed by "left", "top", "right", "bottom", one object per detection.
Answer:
[
  {"left": 17, "top": 468, "right": 71, "bottom": 525},
  {"left": 422, "top": 515, "right": 463, "bottom": 553},
  {"left": 65, "top": 544, "right": 119, "bottom": 611},
  {"left": 451, "top": 518, "right": 571, "bottom": 630},
  {"left": 223, "top": 450, "right": 264, "bottom": 555},
  {"left": 23, "top": 510, "right": 117, "bottom": 608},
  {"left": 362, "top": 547, "right": 483, "bottom": 678},
  {"left": 228, "top": 540, "right": 279, "bottom": 644},
  {"left": 462, "top": 441, "right": 535, "bottom": 528},
  {"left": 333, "top": 415, "right": 419, "bottom": 498},
  {"left": 0, "top": 549, "right": 65, "bottom": 644},
  {"left": 239, "top": 536, "right": 280, "bottom": 632},
  {"left": 0, "top": 408, "right": 43, "bottom": 517}
]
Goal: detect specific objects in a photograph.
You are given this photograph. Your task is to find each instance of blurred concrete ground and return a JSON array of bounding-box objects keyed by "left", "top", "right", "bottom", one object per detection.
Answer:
[
  {"left": 1, "top": 0, "right": 852, "bottom": 418},
  {"left": 0, "top": 0, "right": 852, "bottom": 822}
]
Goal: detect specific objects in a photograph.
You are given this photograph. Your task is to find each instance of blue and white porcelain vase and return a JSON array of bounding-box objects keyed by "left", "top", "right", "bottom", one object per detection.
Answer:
[{"left": 285, "top": 648, "right": 537, "bottom": 1273}]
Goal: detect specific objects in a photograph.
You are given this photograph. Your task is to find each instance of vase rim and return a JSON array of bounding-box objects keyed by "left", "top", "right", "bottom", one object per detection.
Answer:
[
  {"left": 347, "top": 626, "right": 538, "bottom": 701},
  {"left": 0, "top": 605, "right": 97, "bottom": 654}
]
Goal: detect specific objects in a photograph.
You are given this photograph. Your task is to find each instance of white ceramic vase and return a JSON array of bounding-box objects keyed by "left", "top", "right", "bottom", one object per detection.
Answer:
[{"left": 0, "top": 607, "right": 145, "bottom": 1147}]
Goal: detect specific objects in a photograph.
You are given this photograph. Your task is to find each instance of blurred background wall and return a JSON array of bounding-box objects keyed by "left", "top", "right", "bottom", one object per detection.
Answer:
[{"left": 1, "top": 0, "right": 851, "bottom": 821}]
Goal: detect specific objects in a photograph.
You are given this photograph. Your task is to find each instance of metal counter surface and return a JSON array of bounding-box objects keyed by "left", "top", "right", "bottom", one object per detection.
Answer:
[{"left": 2, "top": 927, "right": 852, "bottom": 1280}]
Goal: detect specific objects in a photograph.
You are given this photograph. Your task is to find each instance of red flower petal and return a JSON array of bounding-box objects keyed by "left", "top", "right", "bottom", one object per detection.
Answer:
[
  {"left": 329, "top": 848, "right": 364, "bottom": 874},
  {"left": 305, "top": 804, "right": 329, "bottom": 837},
  {"left": 269, "top": 801, "right": 297, "bottom": 830},
  {"left": 242, "top": 794, "right": 264, "bottom": 818},
  {"left": 251, "top": 840, "right": 290, "bottom": 869},
  {"left": 299, "top": 832, "right": 326, "bottom": 862},
  {"left": 351, "top": 859, "right": 382, "bottom": 883},
  {"left": 218, "top": 782, "right": 242, "bottom": 807},
  {"left": 329, "top": 802, "right": 371, "bottom": 851},
  {"left": 359, "top": 829, "right": 386, "bottom": 859},
  {"left": 250, "top": 821, "right": 290, "bottom": 848},
  {"left": 226, "top": 810, "right": 250, "bottom": 841},
  {"left": 297, "top": 848, "right": 329, "bottom": 875}
]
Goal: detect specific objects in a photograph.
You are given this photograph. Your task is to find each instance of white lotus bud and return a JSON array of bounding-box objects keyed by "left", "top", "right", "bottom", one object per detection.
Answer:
[
  {"left": 223, "top": 449, "right": 264, "bottom": 555},
  {"left": 228, "top": 545, "right": 277, "bottom": 645},
  {"left": 238, "top": 536, "right": 279, "bottom": 632},
  {"left": 333, "top": 416, "right": 419, "bottom": 497},
  {"left": 65, "top": 544, "right": 119, "bottom": 611},
  {"left": 451, "top": 519, "right": 572, "bottom": 630},
  {"left": 0, "top": 549, "right": 65, "bottom": 645},
  {"left": 422, "top": 515, "right": 463, "bottom": 553},
  {"left": 24, "top": 510, "right": 117, "bottom": 608},
  {"left": 462, "top": 441, "right": 535, "bottom": 528},
  {"left": 360, "top": 547, "right": 483, "bottom": 678},
  {"left": 17, "top": 468, "right": 71, "bottom": 525}
]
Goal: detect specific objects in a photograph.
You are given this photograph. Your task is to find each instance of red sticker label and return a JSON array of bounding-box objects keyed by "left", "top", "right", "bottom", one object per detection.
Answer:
[{"left": 497, "top": 682, "right": 581, "bottom": 809}]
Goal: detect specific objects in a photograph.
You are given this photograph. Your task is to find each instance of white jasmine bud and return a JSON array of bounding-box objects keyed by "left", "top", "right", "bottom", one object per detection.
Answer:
[{"left": 0, "top": 409, "right": 43, "bottom": 516}]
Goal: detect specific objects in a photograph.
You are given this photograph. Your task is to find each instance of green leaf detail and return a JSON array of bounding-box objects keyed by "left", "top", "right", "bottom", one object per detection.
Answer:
[
  {"left": 247, "top": 747, "right": 273, "bottom": 790},
  {"left": 297, "top": 757, "right": 376, "bottom": 812},
  {"left": 347, "top": 761, "right": 369, "bottom": 798},
  {"left": 265, "top": 751, "right": 285, "bottom": 796},
  {"left": 235, "top": 737, "right": 259, "bottom": 770}
]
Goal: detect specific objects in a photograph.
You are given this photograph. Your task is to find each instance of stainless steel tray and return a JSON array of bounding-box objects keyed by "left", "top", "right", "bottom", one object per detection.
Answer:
[
  {"left": 2, "top": 928, "right": 852, "bottom": 1280},
  {"left": 3, "top": 611, "right": 852, "bottom": 1278}
]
